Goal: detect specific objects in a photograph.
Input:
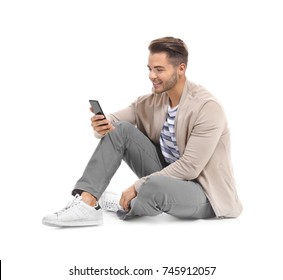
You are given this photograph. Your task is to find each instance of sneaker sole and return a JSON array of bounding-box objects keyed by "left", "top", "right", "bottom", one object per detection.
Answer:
[{"left": 42, "top": 219, "right": 103, "bottom": 227}]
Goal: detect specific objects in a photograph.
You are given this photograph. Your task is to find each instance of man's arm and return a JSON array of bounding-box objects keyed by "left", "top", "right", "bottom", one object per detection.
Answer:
[
  {"left": 91, "top": 102, "right": 137, "bottom": 138},
  {"left": 134, "top": 101, "right": 226, "bottom": 190}
]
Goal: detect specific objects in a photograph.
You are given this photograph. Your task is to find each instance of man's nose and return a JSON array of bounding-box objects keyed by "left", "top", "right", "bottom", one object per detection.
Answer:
[{"left": 149, "top": 70, "right": 157, "bottom": 80}]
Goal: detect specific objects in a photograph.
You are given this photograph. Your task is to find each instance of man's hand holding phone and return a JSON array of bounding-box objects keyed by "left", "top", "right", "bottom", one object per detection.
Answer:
[
  {"left": 90, "top": 114, "right": 115, "bottom": 136},
  {"left": 89, "top": 100, "right": 115, "bottom": 136}
]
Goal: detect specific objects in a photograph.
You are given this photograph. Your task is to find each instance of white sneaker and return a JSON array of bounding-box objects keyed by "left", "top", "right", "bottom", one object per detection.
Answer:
[
  {"left": 42, "top": 194, "right": 103, "bottom": 227},
  {"left": 99, "top": 192, "right": 122, "bottom": 212}
]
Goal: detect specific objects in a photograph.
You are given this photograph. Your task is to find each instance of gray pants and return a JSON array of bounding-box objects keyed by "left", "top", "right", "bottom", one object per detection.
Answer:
[{"left": 73, "top": 121, "right": 215, "bottom": 220}]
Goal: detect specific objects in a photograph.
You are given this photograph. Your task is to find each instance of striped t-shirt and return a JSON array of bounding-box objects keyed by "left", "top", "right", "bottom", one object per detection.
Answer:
[{"left": 159, "top": 106, "right": 180, "bottom": 164}]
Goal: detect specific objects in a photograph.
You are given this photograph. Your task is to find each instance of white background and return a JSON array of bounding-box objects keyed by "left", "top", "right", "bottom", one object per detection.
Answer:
[{"left": 0, "top": 0, "right": 282, "bottom": 279}]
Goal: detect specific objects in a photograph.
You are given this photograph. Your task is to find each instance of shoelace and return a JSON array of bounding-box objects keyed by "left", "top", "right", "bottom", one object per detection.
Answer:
[
  {"left": 103, "top": 199, "right": 118, "bottom": 210},
  {"left": 56, "top": 194, "right": 81, "bottom": 214}
]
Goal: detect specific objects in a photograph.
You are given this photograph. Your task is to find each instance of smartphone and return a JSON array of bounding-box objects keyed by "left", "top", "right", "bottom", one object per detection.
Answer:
[{"left": 89, "top": 100, "right": 106, "bottom": 119}]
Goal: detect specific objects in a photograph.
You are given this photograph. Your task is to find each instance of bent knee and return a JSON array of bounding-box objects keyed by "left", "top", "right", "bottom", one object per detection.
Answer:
[
  {"left": 138, "top": 176, "right": 165, "bottom": 198},
  {"left": 114, "top": 121, "right": 135, "bottom": 132}
]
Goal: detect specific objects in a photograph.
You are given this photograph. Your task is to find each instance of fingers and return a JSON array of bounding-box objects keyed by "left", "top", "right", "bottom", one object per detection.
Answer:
[
  {"left": 91, "top": 115, "right": 115, "bottom": 135},
  {"left": 119, "top": 195, "right": 130, "bottom": 211},
  {"left": 120, "top": 186, "right": 137, "bottom": 211}
]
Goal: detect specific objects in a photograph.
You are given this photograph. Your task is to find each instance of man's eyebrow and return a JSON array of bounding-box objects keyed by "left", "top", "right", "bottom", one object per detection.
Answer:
[{"left": 147, "top": 65, "right": 166, "bottom": 69}]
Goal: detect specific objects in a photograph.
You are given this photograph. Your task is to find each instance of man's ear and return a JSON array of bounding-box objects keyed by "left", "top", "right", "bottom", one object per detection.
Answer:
[{"left": 178, "top": 63, "right": 186, "bottom": 75}]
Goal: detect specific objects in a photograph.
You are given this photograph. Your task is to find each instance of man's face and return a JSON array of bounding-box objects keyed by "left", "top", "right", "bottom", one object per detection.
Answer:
[{"left": 147, "top": 52, "right": 179, "bottom": 94}]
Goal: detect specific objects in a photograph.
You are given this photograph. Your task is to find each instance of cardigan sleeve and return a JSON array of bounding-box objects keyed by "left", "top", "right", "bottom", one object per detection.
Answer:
[{"left": 93, "top": 102, "right": 137, "bottom": 139}]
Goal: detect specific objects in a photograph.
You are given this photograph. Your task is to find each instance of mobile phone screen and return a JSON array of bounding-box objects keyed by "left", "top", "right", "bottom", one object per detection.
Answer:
[{"left": 89, "top": 100, "right": 105, "bottom": 119}]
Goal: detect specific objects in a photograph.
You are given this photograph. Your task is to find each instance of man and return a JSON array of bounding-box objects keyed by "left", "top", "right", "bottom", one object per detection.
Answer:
[{"left": 42, "top": 37, "right": 242, "bottom": 227}]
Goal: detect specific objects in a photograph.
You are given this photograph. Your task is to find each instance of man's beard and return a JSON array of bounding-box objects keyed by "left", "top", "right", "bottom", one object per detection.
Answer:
[{"left": 153, "top": 70, "right": 178, "bottom": 94}]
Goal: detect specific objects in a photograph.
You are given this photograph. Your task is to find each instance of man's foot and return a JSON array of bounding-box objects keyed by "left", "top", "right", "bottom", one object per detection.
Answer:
[
  {"left": 99, "top": 191, "right": 122, "bottom": 212},
  {"left": 42, "top": 194, "right": 103, "bottom": 227}
]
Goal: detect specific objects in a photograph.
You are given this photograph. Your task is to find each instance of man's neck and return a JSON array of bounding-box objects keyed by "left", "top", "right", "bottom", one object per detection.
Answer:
[{"left": 168, "top": 78, "right": 186, "bottom": 108}]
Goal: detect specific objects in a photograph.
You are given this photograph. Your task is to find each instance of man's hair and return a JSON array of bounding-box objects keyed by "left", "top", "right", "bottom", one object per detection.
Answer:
[{"left": 148, "top": 37, "right": 188, "bottom": 66}]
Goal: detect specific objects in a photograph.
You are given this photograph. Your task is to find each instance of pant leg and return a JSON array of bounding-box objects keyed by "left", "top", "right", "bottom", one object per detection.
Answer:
[
  {"left": 72, "top": 121, "right": 164, "bottom": 199},
  {"left": 118, "top": 175, "right": 215, "bottom": 220}
]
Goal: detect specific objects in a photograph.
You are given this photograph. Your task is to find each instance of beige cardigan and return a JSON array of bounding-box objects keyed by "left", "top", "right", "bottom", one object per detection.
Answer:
[{"left": 99, "top": 80, "right": 242, "bottom": 218}]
